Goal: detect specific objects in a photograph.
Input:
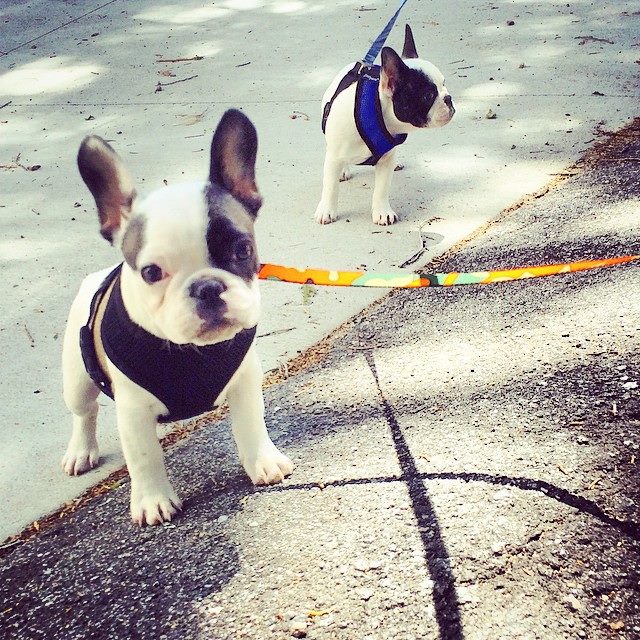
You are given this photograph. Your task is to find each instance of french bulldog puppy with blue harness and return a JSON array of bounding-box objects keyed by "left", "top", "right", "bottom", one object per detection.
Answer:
[
  {"left": 61, "top": 110, "right": 293, "bottom": 526},
  {"left": 315, "top": 25, "right": 455, "bottom": 226}
]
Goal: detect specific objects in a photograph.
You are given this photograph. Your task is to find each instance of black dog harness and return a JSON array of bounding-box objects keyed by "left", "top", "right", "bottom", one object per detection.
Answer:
[
  {"left": 79, "top": 264, "right": 256, "bottom": 422},
  {"left": 321, "top": 63, "right": 407, "bottom": 166}
]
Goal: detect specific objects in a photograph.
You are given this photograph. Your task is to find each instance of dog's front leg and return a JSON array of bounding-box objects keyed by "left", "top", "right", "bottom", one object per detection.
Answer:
[
  {"left": 314, "top": 154, "right": 343, "bottom": 224},
  {"left": 115, "top": 395, "right": 182, "bottom": 526},
  {"left": 226, "top": 348, "right": 293, "bottom": 485},
  {"left": 371, "top": 150, "right": 398, "bottom": 225}
]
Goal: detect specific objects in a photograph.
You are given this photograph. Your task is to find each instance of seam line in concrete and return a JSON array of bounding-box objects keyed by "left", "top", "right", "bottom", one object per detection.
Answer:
[
  {"left": 5, "top": 94, "right": 636, "bottom": 109},
  {"left": 3, "top": 0, "right": 121, "bottom": 56}
]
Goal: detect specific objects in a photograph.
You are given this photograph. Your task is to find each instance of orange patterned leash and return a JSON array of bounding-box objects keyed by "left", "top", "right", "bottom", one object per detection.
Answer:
[{"left": 258, "top": 255, "right": 640, "bottom": 288}]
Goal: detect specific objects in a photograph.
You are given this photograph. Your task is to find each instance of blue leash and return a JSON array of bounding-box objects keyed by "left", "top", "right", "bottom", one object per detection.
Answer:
[{"left": 362, "top": 0, "right": 411, "bottom": 65}]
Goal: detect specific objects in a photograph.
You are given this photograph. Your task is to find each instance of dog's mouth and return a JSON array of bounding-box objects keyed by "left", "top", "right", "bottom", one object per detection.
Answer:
[
  {"left": 425, "top": 112, "right": 454, "bottom": 128},
  {"left": 195, "top": 317, "right": 236, "bottom": 339},
  {"left": 189, "top": 325, "right": 239, "bottom": 347}
]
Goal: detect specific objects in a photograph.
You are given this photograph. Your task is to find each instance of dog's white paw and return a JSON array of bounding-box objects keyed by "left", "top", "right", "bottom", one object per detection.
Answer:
[
  {"left": 339, "top": 166, "right": 352, "bottom": 182},
  {"left": 314, "top": 202, "right": 337, "bottom": 225},
  {"left": 130, "top": 484, "right": 182, "bottom": 526},
  {"left": 242, "top": 445, "right": 294, "bottom": 486},
  {"left": 372, "top": 208, "right": 398, "bottom": 225},
  {"left": 61, "top": 441, "right": 99, "bottom": 476}
]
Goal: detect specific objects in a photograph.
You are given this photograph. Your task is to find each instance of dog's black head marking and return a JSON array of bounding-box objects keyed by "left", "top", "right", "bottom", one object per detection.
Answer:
[
  {"left": 206, "top": 190, "right": 259, "bottom": 282},
  {"left": 381, "top": 47, "right": 438, "bottom": 128},
  {"left": 204, "top": 109, "right": 261, "bottom": 281}
]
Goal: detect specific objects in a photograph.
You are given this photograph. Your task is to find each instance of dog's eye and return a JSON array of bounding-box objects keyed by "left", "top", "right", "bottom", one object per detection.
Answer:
[
  {"left": 140, "top": 264, "right": 165, "bottom": 284},
  {"left": 234, "top": 240, "right": 253, "bottom": 261}
]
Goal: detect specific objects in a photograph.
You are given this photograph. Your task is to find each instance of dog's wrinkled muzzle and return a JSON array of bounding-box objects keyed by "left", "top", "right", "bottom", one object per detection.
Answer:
[{"left": 190, "top": 277, "right": 228, "bottom": 325}]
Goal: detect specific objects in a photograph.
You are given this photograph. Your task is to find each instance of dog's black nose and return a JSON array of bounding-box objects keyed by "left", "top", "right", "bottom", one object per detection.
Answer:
[
  {"left": 190, "top": 279, "right": 227, "bottom": 304},
  {"left": 443, "top": 94, "right": 455, "bottom": 115}
]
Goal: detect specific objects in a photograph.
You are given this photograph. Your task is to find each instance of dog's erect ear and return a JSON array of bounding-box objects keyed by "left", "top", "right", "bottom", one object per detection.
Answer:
[
  {"left": 77, "top": 136, "right": 136, "bottom": 244},
  {"left": 209, "top": 109, "right": 262, "bottom": 216},
  {"left": 401, "top": 24, "right": 419, "bottom": 59},
  {"left": 380, "top": 47, "right": 407, "bottom": 96}
]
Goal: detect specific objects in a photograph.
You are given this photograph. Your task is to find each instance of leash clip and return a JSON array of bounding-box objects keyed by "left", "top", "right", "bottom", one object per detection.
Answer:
[{"left": 355, "top": 60, "right": 371, "bottom": 75}]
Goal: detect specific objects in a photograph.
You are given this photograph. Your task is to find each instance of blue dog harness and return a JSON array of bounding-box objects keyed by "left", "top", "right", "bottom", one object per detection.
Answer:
[
  {"left": 79, "top": 264, "right": 256, "bottom": 422},
  {"left": 321, "top": 63, "right": 407, "bottom": 166}
]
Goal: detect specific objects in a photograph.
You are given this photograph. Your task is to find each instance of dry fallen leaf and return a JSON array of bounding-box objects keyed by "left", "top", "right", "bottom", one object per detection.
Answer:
[
  {"left": 609, "top": 621, "right": 625, "bottom": 631},
  {"left": 176, "top": 112, "right": 206, "bottom": 126},
  {"left": 485, "top": 108, "right": 497, "bottom": 119}
]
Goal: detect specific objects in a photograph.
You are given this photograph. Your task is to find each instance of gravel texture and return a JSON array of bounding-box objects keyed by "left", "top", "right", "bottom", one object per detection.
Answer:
[{"left": 1, "top": 125, "right": 638, "bottom": 640}]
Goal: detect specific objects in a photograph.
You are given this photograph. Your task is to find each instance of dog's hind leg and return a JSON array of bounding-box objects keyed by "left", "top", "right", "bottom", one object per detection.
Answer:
[
  {"left": 314, "top": 154, "right": 343, "bottom": 224},
  {"left": 61, "top": 322, "right": 101, "bottom": 475}
]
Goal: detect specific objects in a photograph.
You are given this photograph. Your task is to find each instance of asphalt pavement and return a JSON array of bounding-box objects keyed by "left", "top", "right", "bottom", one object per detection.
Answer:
[{"left": 1, "top": 118, "right": 638, "bottom": 639}]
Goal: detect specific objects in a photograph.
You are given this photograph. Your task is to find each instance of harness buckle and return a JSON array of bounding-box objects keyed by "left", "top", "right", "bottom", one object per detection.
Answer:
[{"left": 355, "top": 61, "right": 368, "bottom": 75}]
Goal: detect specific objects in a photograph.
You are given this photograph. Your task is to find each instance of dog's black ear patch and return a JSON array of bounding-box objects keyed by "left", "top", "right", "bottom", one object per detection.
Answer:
[
  {"left": 401, "top": 24, "right": 419, "bottom": 59},
  {"left": 208, "top": 109, "right": 262, "bottom": 216},
  {"left": 77, "top": 136, "right": 136, "bottom": 243},
  {"left": 391, "top": 66, "right": 438, "bottom": 128}
]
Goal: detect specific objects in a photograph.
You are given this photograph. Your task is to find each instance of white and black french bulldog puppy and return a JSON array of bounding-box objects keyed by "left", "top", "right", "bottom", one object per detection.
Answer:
[
  {"left": 61, "top": 109, "right": 293, "bottom": 526},
  {"left": 315, "top": 24, "right": 455, "bottom": 226}
]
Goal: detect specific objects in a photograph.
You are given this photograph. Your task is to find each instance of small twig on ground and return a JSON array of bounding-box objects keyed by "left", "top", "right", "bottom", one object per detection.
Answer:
[
  {"left": 0, "top": 539, "right": 21, "bottom": 550},
  {"left": 575, "top": 35, "right": 614, "bottom": 45},
  {"left": 155, "top": 75, "right": 198, "bottom": 92},
  {"left": 0, "top": 101, "right": 12, "bottom": 109},
  {"left": 597, "top": 157, "right": 640, "bottom": 162},
  {"left": 0, "top": 153, "right": 41, "bottom": 171},
  {"left": 257, "top": 327, "right": 296, "bottom": 339},
  {"left": 24, "top": 325, "right": 34, "bottom": 346},
  {"left": 587, "top": 477, "right": 602, "bottom": 490},
  {"left": 156, "top": 55, "right": 203, "bottom": 63}
]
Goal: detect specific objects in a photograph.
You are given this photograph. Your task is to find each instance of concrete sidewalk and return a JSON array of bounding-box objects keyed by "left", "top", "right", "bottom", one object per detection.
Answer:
[
  {"left": 0, "top": 0, "right": 639, "bottom": 543},
  {"left": 1, "top": 119, "right": 638, "bottom": 639}
]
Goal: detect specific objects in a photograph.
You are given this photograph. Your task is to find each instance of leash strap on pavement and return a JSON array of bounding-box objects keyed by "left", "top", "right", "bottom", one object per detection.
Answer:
[
  {"left": 258, "top": 255, "right": 640, "bottom": 288},
  {"left": 362, "top": 0, "right": 410, "bottom": 65}
]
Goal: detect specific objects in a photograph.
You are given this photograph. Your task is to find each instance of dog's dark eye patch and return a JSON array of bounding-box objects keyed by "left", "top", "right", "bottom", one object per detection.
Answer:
[
  {"left": 206, "top": 214, "right": 258, "bottom": 281},
  {"left": 392, "top": 67, "right": 438, "bottom": 127},
  {"left": 205, "top": 183, "right": 259, "bottom": 281}
]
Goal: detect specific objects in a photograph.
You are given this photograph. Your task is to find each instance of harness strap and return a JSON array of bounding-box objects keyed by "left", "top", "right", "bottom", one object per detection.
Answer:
[
  {"left": 79, "top": 263, "right": 122, "bottom": 399},
  {"left": 355, "top": 66, "right": 407, "bottom": 165},
  {"left": 321, "top": 64, "right": 407, "bottom": 166},
  {"left": 321, "top": 62, "right": 362, "bottom": 134}
]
